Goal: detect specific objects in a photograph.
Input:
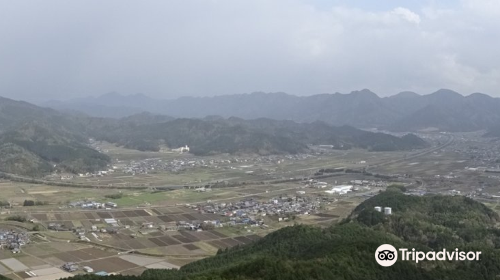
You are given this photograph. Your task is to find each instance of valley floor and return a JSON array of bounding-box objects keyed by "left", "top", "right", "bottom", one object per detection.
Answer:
[{"left": 2, "top": 132, "right": 500, "bottom": 279}]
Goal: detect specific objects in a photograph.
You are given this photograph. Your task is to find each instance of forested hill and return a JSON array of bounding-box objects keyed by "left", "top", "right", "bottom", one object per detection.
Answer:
[
  {"left": 88, "top": 117, "right": 428, "bottom": 155},
  {"left": 0, "top": 121, "right": 109, "bottom": 176},
  {"left": 0, "top": 97, "right": 110, "bottom": 176},
  {"left": 350, "top": 188, "right": 500, "bottom": 249},
  {"left": 65, "top": 189, "right": 500, "bottom": 280}
]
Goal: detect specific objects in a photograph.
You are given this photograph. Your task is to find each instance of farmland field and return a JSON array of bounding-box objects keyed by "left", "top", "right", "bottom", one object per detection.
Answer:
[{"left": 5, "top": 133, "right": 486, "bottom": 279}]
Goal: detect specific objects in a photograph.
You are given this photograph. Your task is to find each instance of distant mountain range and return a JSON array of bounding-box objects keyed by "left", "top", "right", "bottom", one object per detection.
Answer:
[
  {"left": 45, "top": 92, "right": 160, "bottom": 118},
  {"left": 0, "top": 96, "right": 427, "bottom": 176},
  {"left": 44, "top": 89, "right": 500, "bottom": 132}
]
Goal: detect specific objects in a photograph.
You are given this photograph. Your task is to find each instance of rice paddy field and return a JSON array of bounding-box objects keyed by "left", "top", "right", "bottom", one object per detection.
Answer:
[
  {"left": 0, "top": 200, "right": 349, "bottom": 280},
  {"left": 47, "top": 140, "right": 416, "bottom": 189},
  {"left": 6, "top": 132, "right": 487, "bottom": 280}
]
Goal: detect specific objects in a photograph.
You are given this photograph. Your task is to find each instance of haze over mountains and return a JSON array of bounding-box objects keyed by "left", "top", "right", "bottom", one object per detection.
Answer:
[
  {"left": 45, "top": 89, "right": 500, "bottom": 132},
  {"left": 0, "top": 95, "right": 427, "bottom": 176},
  {"left": 1, "top": 87, "right": 494, "bottom": 177},
  {"left": 4, "top": 87, "right": 500, "bottom": 177}
]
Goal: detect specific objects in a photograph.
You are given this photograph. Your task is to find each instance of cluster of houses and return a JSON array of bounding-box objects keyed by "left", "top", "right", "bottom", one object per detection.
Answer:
[
  {"left": 117, "top": 154, "right": 314, "bottom": 175},
  {"left": 62, "top": 260, "right": 101, "bottom": 276},
  {"left": 349, "top": 180, "right": 387, "bottom": 187},
  {"left": 137, "top": 216, "right": 257, "bottom": 232},
  {"left": 69, "top": 221, "right": 122, "bottom": 240},
  {"left": 62, "top": 262, "right": 79, "bottom": 272},
  {"left": 119, "top": 196, "right": 326, "bottom": 233},
  {"left": 122, "top": 158, "right": 199, "bottom": 175},
  {"left": 68, "top": 201, "right": 118, "bottom": 209},
  {"left": 48, "top": 220, "right": 120, "bottom": 237},
  {"left": 49, "top": 168, "right": 117, "bottom": 181},
  {"left": 195, "top": 196, "right": 322, "bottom": 224},
  {"left": 79, "top": 168, "right": 116, "bottom": 178},
  {"left": 47, "top": 223, "right": 70, "bottom": 232},
  {"left": 453, "top": 134, "right": 500, "bottom": 172},
  {"left": 0, "top": 229, "right": 29, "bottom": 253},
  {"left": 72, "top": 225, "right": 119, "bottom": 240},
  {"left": 137, "top": 220, "right": 216, "bottom": 232}
]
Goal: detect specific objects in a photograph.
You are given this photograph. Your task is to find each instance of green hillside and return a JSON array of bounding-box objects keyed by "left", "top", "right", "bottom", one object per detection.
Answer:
[
  {"left": 0, "top": 96, "right": 110, "bottom": 176},
  {"left": 64, "top": 189, "right": 500, "bottom": 280},
  {"left": 89, "top": 118, "right": 428, "bottom": 156},
  {"left": 351, "top": 188, "right": 500, "bottom": 249},
  {"left": 0, "top": 143, "right": 53, "bottom": 176},
  {"left": 0, "top": 121, "right": 109, "bottom": 176}
]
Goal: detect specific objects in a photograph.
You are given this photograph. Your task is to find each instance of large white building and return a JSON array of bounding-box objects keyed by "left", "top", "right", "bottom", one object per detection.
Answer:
[
  {"left": 172, "top": 145, "right": 190, "bottom": 153},
  {"left": 324, "top": 185, "right": 353, "bottom": 194}
]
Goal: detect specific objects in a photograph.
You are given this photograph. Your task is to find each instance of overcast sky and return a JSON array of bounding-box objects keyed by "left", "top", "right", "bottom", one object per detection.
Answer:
[{"left": 1, "top": 0, "right": 500, "bottom": 101}]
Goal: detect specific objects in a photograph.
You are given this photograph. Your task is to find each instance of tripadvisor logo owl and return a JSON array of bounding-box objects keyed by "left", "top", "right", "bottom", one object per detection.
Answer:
[
  {"left": 375, "top": 244, "right": 482, "bottom": 267},
  {"left": 375, "top": 244, "right": 398, "bottom": 267}
]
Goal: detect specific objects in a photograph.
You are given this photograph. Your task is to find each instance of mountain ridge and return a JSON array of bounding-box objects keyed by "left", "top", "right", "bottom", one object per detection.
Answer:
[{"left": 43, "top": 89, "right": 500, "bottom": 132}]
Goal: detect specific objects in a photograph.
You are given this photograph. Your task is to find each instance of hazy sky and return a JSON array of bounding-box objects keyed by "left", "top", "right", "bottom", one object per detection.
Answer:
[{"left": 1, "top": 0, "right": 500, "bottom": 101}]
